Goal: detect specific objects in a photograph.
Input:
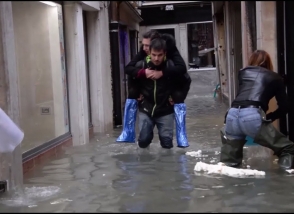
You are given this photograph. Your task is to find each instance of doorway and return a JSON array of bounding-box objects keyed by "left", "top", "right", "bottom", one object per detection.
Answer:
[
  {"left": 129, "top": 30, "right": 138, "bottom": 59},
  {"left": 82, "top": 11, "right": 92, "bottom": 127},
  {"left": 224, "top": 2, "right": 242, "bottom": 104},
  {"left": 187, "top": 22, "right": 215, "bottom": 67},
  {"left": 276, "top": 1, "right": 294, "bottom": 141},
  {"left": 119, "top": 25, "right": 130, "bottom": 116},
  {"left": 156, "top": 28, "right": 175, "bottom": 38},
  {"left": 146, "top": 25, "right": 180, "bottom": 48}
]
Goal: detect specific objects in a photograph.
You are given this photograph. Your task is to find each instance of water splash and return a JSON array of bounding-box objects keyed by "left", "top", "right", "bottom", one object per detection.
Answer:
[
  {"left": 25, "top": 186, "right": 60, "bottom": 199},
  {"left": 0, "top": 186, "right": 60, "bottom": 207},
  {"left": 50, "top": 198, "right": 72, "bottom": 205}
]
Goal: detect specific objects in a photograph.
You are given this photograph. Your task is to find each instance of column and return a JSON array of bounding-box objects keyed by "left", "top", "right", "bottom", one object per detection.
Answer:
[
  {"left": 86, "top": 6, "right": 113, "bottom": 133},
  {"left": 241, "top": 1, "right": 250, "bottom": 66},
  {"left": 109, "top": 2, "right": 122, "bottom": 126},
  {"left": 256, "top": 1, "right": 277, "bottom": 68},
  {"left": 213, "top": 5, "right": 228, "bottom": 98},
  {"left": 256, "top": 1, "right": 279, "bottom": 128},
  {"left": 179, "top": 23, "right": 189, "bottom": 68},
  {"left": 224, "top": 1, "right": 233, "bottom": 105},
  {"left": 0, "top": 1, "right": 23, "bottom": 192},
  {"left": 64, "top": 2, "right": 89, "bottom": 146},
  {"left": 211, "top": 2, "right": 220, "bottom": 75}
]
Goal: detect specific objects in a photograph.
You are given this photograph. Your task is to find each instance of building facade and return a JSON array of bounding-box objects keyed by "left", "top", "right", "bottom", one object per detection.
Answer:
[
  {"left": 139, "top": 1, "right": 214, "bottom": 70},
  {"left": 212, "top": 1, "right": 294, "bottom": 141},
  {"left": 0, "top": 1, "right": 113, "bottom": 176}
]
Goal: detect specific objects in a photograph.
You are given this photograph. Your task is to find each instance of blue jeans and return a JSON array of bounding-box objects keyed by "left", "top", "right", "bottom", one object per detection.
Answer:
[
  {"left": 138, "top": 112, "right": 174, "bottom": 149},
  {"left": 225, "top": 107, "right": 262, "bottom": 140}
]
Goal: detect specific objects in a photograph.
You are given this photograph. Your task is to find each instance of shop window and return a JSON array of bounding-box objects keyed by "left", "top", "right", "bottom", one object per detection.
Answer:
[
  {"left": 187, "top": 22, "right": 215, "bottom": 68},
  {"left": 12, "top": 1, "right": 69, "bottom": 152}
]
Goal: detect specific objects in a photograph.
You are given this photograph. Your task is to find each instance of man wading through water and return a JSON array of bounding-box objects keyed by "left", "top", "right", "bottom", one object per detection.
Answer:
[
  {"left": 124, "top": 38, "right": 182, "bottom": 148},
  {"left": 116, "top": 30, "right": 191, "bottom": 148}
]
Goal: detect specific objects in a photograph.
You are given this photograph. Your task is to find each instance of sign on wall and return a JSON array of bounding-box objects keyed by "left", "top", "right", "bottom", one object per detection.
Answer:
[{"left": 165, "top": 5, "right": 174, "bottom": 10}]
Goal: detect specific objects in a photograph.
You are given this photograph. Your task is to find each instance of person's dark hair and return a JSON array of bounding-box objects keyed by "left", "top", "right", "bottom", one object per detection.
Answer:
[
  {"left": 160, "top": 33, "right": 176, "bottom": 48},
  {"left": 143, "top": 30, "right": 160, "bottom": 40},
  {"left": 160, "top": 33, "right": 177, "bottom": 55},
  {"left": 149, "top": 38, "right": 166, "bottom": 52}
]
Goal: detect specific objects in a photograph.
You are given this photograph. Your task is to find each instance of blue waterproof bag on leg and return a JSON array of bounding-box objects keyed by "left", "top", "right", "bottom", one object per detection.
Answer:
[
  {"left": 174, "top": 103, "right": 189, "bottom": 148},
  {"left": 116, "top": 99, "right": 137, "bottom": 143}
]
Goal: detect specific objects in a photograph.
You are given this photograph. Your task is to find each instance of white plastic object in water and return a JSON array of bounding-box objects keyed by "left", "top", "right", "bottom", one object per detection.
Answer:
[
  {"left": 286, "top": 169, "right": 294, "bottom": 174},
  {"left": 194, "top": 162, "right": 266, "bottom": 178},
  {"left": 0, "top": 108, "right": 24, "bottom": 153},
  {"left": 186, "top": 150, "right": 202, "bottom": 157}
]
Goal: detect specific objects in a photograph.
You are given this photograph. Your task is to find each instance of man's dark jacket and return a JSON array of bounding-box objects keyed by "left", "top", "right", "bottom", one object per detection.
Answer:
[
  {"left": 135, "top": 56, "right": 175, "bottom": 118},
  {"left": 232, "top": 66, "right": 288, "bottom": 122}
]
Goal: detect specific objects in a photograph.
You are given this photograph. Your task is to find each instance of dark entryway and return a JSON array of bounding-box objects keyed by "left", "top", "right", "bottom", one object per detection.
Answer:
[
  {"left": 129, "top": 30, "right": 138, "bottom": 59},
  {"left": 276, "top": 1, "right": 294, "bottom": 141},
  {"left": 155, "top": 28, "right": 175, "bottom": 38},
  {"left": 82, "top": 11, "right": 92, "bottom": 127}
]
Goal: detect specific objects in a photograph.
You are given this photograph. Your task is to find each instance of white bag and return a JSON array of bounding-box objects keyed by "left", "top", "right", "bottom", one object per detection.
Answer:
[{"left": 0, "top": 108, "right": 24, "bottom": 153}]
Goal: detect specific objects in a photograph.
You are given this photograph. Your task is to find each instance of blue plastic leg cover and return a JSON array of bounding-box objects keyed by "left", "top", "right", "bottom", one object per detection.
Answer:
[
  {"left": 116, "top": 99, "right": 138, "bottom": 143},
  {"left": 174, "top": 103, "right": 189, "bottom": 148}
]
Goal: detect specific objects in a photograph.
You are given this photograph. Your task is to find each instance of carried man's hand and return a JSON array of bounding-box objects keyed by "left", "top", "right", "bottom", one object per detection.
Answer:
[
  {"left": 150, "top": 71, "right": 163, "bottom": 80},
  {"left": 145, "top": 68, "right": 153, "bottom": 78},
  {"left": 146, "top": 68, "right": 163, "bottom": 80},
  {"left": 137, "top": 94, "right": 144, "bottom": 101},
  {"left": 169, "top": 97, "right": 174, "bottom": 105}
]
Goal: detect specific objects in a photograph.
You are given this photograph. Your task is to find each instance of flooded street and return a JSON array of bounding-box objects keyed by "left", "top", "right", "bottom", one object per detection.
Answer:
[{"left": 1, "top": 70, "right": 294, "bottom": 212}]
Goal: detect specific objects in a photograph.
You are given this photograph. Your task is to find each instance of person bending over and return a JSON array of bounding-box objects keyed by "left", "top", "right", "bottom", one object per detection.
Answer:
[{"left": 220, "top": 49, "right": 294, "bottom": 169}]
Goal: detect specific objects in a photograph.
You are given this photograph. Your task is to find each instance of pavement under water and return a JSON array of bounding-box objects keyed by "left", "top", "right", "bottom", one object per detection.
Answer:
[{"left": 1, "top": 70, "right": 294, "bottom": 212}]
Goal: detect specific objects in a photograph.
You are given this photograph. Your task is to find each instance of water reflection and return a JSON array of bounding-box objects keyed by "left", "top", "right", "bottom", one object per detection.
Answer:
[{"left": 109, "top": 149, "right": 196, "bottom": 213}]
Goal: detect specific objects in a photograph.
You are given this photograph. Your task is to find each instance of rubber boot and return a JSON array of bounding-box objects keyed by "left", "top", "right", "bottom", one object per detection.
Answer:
[
  {"left": 116, "top": 99, "right": 138, "bottom": 143},
  {"left": 219, "top": 127, "right": 246, "bottom": 167},
  {"left": 278, "top": 154, "right": 294, "bottom": 169},
  {"left": 174, "top": 103, "right": 189, "bottom": 148},
  {"left": 254, "top": 120, "right": 294, "bottom": 169}
]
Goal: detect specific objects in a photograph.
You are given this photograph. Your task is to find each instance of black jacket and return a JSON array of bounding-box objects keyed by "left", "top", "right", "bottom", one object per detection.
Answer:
[
  {"left": 135, "top": 57, "right": 175, "bottom": 118},
  {"left": 232, "top": 66, "right": 288, "bottom": 121}
]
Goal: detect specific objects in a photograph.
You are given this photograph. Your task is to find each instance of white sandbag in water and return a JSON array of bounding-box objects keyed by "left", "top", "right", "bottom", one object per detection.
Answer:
[
  {"left": 0, "top": 108, "right": 24, "bottom": 153},
  {"left": 194, "top": 162, "right": 265, "bottom": 178},
  {"left": 186, "top": 150, "right": 203, "bottom": 157},
  {"left": 286, "top": 169, "right": 294, "bottom": 174}
]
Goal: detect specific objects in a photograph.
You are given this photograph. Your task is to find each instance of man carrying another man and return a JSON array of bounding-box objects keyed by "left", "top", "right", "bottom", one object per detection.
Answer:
[
  {"left": 128, "top": 37, "right": 184, "bottom": 148},
  {"left": 117, "top": 30, "right": 191, "bottom": 148}
]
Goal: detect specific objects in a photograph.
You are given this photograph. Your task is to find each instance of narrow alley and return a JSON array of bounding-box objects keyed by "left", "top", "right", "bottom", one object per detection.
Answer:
[
  {"left": 1, "top": 69, "right": 294, "bottom": 213},
  {"left": 2, "top": 1, "right": 294, "bottom": 213}
]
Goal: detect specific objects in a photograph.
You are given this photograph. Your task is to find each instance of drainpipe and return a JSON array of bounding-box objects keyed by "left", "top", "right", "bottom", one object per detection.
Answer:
[{"left": 109, "top": 1, "right": 123, "bottom": 126}]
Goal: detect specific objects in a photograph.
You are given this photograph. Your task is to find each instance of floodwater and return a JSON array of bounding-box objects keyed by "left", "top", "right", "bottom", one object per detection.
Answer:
[{"left": 1, "top": 69, "right": 294, "bottom": 212}]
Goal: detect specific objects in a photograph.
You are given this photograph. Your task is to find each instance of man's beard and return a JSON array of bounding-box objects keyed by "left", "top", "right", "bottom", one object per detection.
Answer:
[
  {"left": 154, "top": 61, "right": 160, "bottom": 65},
  {"left": 148, "top": 61, "right": 164, "bottom": 70}
]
